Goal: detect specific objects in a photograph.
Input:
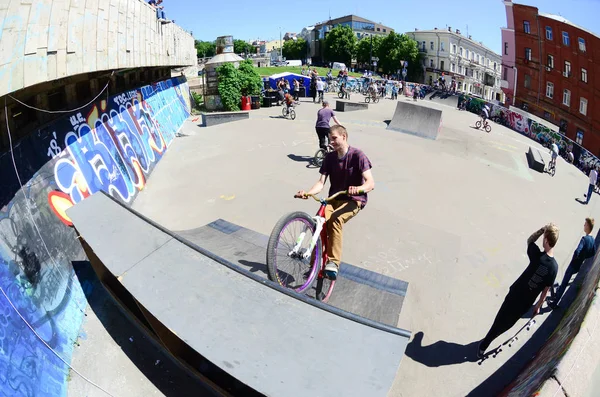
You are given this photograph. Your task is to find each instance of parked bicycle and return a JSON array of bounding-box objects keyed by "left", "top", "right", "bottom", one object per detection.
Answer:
[{"left": 266, "top": 189, "right": 363, "bottom": 302}]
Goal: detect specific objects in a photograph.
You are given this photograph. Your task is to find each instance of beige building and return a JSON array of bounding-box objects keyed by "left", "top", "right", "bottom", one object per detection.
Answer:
[{"left": 406, "top": 27, "right": 505, "bottom": 102}]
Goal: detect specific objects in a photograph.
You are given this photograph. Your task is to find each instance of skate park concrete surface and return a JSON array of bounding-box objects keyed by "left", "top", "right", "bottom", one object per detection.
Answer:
[{"left": 130, "top": 93, "right": 600, "bottom": 396}]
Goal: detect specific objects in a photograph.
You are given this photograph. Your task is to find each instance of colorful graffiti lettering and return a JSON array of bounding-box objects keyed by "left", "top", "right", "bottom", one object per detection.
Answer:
[{"left": 49, "top": 77, "right": 190, "bottom": 224}]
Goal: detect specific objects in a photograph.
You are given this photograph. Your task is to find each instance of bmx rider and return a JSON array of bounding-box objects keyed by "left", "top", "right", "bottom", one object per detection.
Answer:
[{"left": 296, "top": 125, "right": 375, "bottom": 280}]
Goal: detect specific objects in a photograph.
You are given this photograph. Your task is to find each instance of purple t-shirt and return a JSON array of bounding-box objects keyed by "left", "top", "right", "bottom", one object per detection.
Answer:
[
  {"left": 319, "top": 146, "right": 372, "bottom": 207},
  {"left": 315, "top": 108, "right": 335, "bottom": 128}
]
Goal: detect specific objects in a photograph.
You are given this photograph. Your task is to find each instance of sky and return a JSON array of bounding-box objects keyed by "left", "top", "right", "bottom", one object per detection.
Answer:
[{"left": 164, "top": 0, "right": 600, "bottom": 55}]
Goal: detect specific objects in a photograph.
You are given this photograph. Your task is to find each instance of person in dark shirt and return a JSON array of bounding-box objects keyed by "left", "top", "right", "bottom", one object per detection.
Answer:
[
  {"left": 478, "top": 223, "right": 560, "bottom": 358},
  {"left": 295, "top": 125, "right": 374, "bottom": 280},
  {"left": 548, "top": 218, "right": 596, "bottom": 309}
]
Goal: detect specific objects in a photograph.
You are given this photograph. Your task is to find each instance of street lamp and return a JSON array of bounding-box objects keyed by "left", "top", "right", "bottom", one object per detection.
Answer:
[{"left": 279, "top": 27, "right": 282, "bottom": 61}]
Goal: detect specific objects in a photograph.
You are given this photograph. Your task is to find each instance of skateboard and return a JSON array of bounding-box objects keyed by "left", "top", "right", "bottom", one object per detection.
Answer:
[{"left": 478, "top": 316, "right": 537, "bottom": 364}]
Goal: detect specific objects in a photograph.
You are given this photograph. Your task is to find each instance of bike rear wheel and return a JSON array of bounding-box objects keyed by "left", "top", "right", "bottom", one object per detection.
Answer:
[
  {"left": 281, "top": 107, "right": 288, "bottom": 117},
  {"left": 266, "top": 212, "right": 321, "bottom": 292},
  {"left": 475, "top": 120, "right": 482, "bottom": 129},
  {"left": 313, "top": 148, "right": 326, "bottom": 167}
]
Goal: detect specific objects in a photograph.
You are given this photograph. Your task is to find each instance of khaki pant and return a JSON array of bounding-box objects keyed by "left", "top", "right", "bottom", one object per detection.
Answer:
[{"left": 324, "top": 199, "right": 361, "bottom": 266}]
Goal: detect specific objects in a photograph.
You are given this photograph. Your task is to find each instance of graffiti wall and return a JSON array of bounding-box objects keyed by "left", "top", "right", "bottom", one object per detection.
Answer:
[{"left": 0, "top": 76, "right": 191, "bottom": 396}]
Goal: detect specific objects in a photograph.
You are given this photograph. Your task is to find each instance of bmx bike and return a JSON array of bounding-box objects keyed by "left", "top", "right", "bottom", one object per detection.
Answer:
[
  {"left": 282, "top": 104, "right": 296, "bottom": 120},
  {"left": 312, "top": 143, "right": 333, "bottom": 167},
  {"left": 365, "top": 95, "right": 379, "bottom": 104},
  {"left": 475, "top": 118, "right": 492, "bottom": 133},
  {"left": 546, "top": 157, "right": 556, "bottom": 177},
  {"left": 266, "top": 190, "right": 362, "bottom": 302}
]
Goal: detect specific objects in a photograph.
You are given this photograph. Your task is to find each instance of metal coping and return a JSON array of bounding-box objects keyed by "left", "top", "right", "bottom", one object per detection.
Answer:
[{"left": 91, "top": 191, "right": 412, "bottom": 339}]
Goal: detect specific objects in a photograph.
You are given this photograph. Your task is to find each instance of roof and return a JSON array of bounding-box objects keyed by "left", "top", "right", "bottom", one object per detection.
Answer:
[
  {"left": 314, "top": 14, "right": 392, "bottom": 30},
  {"left": 538, "top": 12, "right": 600, "bottom": 40}
]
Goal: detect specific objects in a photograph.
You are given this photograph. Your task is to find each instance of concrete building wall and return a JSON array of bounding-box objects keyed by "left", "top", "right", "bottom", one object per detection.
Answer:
[{"left": 0, "top": 0, "right": 196, "bottom": 98}]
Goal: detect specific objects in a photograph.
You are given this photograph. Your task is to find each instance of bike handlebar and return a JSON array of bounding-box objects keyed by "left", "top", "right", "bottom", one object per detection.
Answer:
[{"left": 294, "top": 190, "right": 365, "bottom": 202}]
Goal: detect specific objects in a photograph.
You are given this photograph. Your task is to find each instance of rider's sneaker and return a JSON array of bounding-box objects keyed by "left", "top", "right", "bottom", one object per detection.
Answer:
[{"left": 325, "top": 262, "right": 339, "bottom": 280}]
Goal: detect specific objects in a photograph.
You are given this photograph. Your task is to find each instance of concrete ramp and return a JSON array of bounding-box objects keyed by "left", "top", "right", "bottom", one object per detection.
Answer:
[
  {"left": 428, "top": 90, "right": 459, "bottom": 107},
  {"left": 67, "top": 192, "right": 411, "bottom": 397},
  {"left": 387, "top": 101, "right": 443, "bottom": 140}
]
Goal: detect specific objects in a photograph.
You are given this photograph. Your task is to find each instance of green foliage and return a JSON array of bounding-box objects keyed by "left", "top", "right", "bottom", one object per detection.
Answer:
[
  {"left": 356, "top": 35, "right": 382, "bottom": 64},
  {"left": 406, "top": 52, "right": 425, "bottom": 81},
  {"left": 323, "top": 26, "right": 357, "bottom": 65},
  {"left": 195, "top": 40, "right": 216, "bottom": 58},
  {"left": 375, "top": 32, "right": 419, "bottom": 75},
  {"left": 282, "top": 38, "right": 308, "bottom": 60},
  {"left": 238, "top": 59, "right": 263, "bottom": 96},
  {"left": 216, "top": 63, "right": 241, "bottom": 111},
  {"left": 191, "top": 92, "right": 203, "bottom": 108},
  {"left": 234, "top": 39, "right": 253, "bottom": 55}
]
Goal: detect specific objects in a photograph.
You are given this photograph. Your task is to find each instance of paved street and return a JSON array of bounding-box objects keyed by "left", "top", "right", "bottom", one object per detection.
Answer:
[{"left": 128, "top": 93, "right": 600, "bottom": 396}]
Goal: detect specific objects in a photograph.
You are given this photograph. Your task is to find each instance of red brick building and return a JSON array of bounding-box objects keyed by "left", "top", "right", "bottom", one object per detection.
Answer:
[{"left": 503, "top": 1, "right": 600, "bottom": 155}]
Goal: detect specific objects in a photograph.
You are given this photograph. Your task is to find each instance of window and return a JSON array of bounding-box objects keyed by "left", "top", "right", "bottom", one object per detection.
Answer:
[
  {"left": 503, "top": 67, "right": 508, "bottom": 80},
  {"left": 547, "top": 54, "right": 554, "bottom": 68},
  {"left": 525, "top": 48, "right": 531, "bottom": 60},
  {"left": 466, "top": 49, "right": 469, "bottom": 59},
  {"left": 430, "top": 59, "right": 434, "bottom": 67},
  {"left": 383, "top": 29, "right": 386, "bottom": 33},
  {"left": 546, "top": 26, "right": 553, "bottom": 40},
  {"left": 524, "top": 74, "right": 531, "bottom": 88},
  {"left": 562, "top": 31, "right": 570, "bottom": 46},
  {"left": 576, "top": 130, "right": 584, "bottom": 145},
  {"left": 376, "top": 27, "right": 380, "bottom": 32},
  {"left": 451, "top": 63, "right": 455, "bottom": 72},
  {"left": 543, "top": 111, "right": 552, "bottom": 119},
  {"left": 459, "top": 47, "right": 463, "bottom": 56},
  {"left": 564, "top": 61, "right": 571, "bottom": 77},
  {"left": 440, "top": 60, "right": 445, "bottom": 70},
  {"left": 546, "top": 82, "right": 554, "bottom": 98},
  {"left": 578, "top": 37, "right": 586, "bottom": 52},
  {"left": 422, "top": 41, "right": 426, "bottom": 51},
  {"left": 430, "top": 41, "right": 434, "bottom": 50},
  {"left": 452, "top": 44, "right": 456, "bottom": 53},
  {"left": 440, "top": 42, "right": 445, "bottom": 51},
  {"left": 524, "top": 21, "right": 530, "bottom": 33},
  {"left": 560, "top": 119, "right": 568, "bottom": 133},
  {"left": 563, "top": 89, "right": 570, "bottom": 106},
  {"left": 582, "top": 68, "right": 588, "bottom": 83},
  {"left": 504, "top": 42, "right": 508, "bottom": 55},
  {"left": 493, "top": 62, "right": 497, "bottom": 71},
  {"left": 580, "top": 98, "right": 588, "bottom": 115}
]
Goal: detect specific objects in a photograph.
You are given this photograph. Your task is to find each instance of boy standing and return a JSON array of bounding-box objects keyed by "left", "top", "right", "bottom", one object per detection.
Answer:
[{"left": 478, "top": 224, "right": 559, "bottom": 358}]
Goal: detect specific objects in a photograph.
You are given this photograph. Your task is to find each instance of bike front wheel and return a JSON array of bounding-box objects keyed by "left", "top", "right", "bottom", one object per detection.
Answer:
[
  {"left": 266, "top": 212, "right": 321, "bottom": 292},
  {"left": 484, "top": 124, "right": 491, "bottom": 133},
  {"left": 289, "top": 109, "right": 296, "bottom": 120}
]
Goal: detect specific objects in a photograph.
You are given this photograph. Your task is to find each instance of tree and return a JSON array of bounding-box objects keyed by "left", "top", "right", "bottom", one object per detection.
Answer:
[
  {"left": 216, "top": 63, "right": 241, "bottom": 111},
  {"left": 355, "top": 35, "right": 383, "bottom": 65},
  {"left": 375, "top": 32, "right": 419, "bottom": 75},
  {"left": 237, "top": 60, "right": 263, "bottom": 96},
  {"left": 234, "top": 39, "right": 252, "bottom": 55},
  {"left": 282, "top": 38, "right": 308, "bottom": 60},
  {"left": 323, "top": 26, "right": 356, "bottom": 66},
  {"left": 195, "top": 40, "right": 215, "bottom": 58}
]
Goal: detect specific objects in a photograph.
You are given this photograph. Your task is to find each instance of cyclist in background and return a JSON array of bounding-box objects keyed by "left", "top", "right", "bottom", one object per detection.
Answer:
[
  {"left": 314, "top": 100, "right": 341, "bottom": 149},
  {"left": 550, "top": 141, "right": 559, "bottom": 171}
]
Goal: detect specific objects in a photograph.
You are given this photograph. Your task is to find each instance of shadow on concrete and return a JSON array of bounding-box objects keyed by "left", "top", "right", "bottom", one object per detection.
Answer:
[
  {"left": 575, "top": 198, "right": 587, "bottom": 205},
  {"left": 404, "top": 331, "right": 479, "bottom": 367},
  {"left": 73, "top": 261, "right": 222, "bottom": 396},
  {"left": 287, "top": 154, "right": 317, "bottom": 168},
  {"left": 238, "top": 259, "right": 268, "bottom": 275}
]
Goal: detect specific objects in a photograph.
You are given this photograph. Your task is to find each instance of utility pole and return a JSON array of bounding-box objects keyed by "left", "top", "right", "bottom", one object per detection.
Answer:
[{"left": 279, "top": 27, "right": 283, "bottom": 61}]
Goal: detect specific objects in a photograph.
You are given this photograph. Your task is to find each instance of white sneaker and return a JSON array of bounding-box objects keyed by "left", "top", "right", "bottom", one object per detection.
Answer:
[{"left": 325, "top": 262, "right": 339, "bottom": 280}]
